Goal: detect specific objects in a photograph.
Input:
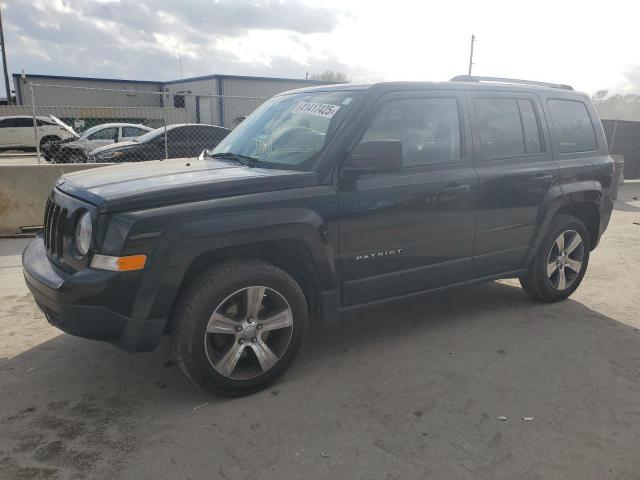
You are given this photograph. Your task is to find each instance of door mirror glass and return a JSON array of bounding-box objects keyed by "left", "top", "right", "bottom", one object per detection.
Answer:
[{"left": 342, "top": 140, "right": 403, "bottom": 177}]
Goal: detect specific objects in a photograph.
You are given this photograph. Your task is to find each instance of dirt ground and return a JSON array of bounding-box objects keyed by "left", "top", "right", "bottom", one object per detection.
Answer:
[{"left": 1, "top": 183, "right": 639, "bottom": 480}]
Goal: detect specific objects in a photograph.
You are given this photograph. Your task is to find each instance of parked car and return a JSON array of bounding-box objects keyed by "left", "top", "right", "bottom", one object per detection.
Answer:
[
  {"left": 42, "top": 123, "right": 153, "bottom": 163},
  {"left": 23, "top": 76, "right": 618, "bottom": 395},
  {"left": 87, "top": 124, "right": 231, "bottom": 162},
  {"left": 0, "top": 115, "right": 75, "bottom": 151}
]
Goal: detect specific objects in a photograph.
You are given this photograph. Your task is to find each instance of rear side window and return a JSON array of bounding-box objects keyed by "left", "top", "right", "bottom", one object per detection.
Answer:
[
  {"left": 475, "top": 98, "right": 543, "bottom": 159},
  {"left": 122, "top": 127, "right": 144, "bottom": 137},
  {"left": 518, "top": 99, "right": 542, "bottom": 154},
  {"left": 547, "top": 99, "right": 597, "bottom": 153}
]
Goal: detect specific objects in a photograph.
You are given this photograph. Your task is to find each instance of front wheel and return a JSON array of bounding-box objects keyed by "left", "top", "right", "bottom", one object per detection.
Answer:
[
  {"left": 171, "top": 260, "right": 309, "bottom": 395},
  {"left": 520, "top": 215, "right": 590, "bottom": 302}
]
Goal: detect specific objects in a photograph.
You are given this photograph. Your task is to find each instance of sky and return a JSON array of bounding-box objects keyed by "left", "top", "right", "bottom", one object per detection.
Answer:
[{"left": 2, "top": 0, "right": 640, "bottom": 97}]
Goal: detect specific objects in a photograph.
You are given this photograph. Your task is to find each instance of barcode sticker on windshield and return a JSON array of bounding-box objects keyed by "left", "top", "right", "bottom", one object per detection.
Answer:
[{"left": 292, "top": 102, "right": 340, "bottom": 119}]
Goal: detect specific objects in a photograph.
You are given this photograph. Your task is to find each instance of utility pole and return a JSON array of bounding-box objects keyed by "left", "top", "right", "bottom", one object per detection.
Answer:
[
  {"left": 468, "top": 34, "right": 476, "bottom": 76},
  {"left": 0, "top": 5, "right": 11, "bottom": 104}
]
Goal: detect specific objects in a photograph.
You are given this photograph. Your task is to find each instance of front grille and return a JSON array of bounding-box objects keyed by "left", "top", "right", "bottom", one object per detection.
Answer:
[{"left": 43, "top": 198, "right": 67, "bottom": 258}]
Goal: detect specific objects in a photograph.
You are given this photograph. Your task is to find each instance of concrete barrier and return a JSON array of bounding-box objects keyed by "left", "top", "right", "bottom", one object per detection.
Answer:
[{"left": 0, "top": 163, "right": 113, "bottom": 235}]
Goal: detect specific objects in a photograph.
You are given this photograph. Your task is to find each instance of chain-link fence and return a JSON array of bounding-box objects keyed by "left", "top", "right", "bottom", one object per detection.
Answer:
[{"left": 0, "top": 83, "right": 270, "bottom": 164}]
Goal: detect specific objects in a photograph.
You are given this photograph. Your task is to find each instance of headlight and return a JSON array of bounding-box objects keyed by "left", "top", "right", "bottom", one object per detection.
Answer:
[{"left": 75, "top": 211, "right": 92, "bottom": 256}]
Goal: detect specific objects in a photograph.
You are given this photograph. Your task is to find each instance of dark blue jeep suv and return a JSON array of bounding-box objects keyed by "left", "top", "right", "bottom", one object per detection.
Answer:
[{"left": 23, "top": 76, "right": 617, "bottom": 394}]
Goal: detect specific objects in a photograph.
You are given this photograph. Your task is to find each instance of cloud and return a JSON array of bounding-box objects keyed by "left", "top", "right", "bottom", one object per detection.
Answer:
[{"left": 1, "top": 0, "right": 358, "bottom": 96}]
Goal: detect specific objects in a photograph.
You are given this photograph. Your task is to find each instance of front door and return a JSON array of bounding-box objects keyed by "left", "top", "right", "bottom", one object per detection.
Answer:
[
  {"left": 337, "top": 92, "right": 478, "bottom": 306},
  {"left": 468, "top": 92, "right": 559, "bottom": 277}
]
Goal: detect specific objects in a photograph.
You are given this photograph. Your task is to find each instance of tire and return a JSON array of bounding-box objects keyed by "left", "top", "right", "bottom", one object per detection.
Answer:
[
  {"left": 171, "top": 260, "right": 309, "bottom": 395},
  {"left": 520, "top": 214, "right": 590, "bottom": 302}
]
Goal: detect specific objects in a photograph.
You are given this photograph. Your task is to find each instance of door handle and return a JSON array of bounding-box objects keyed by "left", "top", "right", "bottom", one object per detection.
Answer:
[
  {"left": 532, "top": 174, "right": 553, "bottom": 183},
  {"left": 441, "top": 183, "right": 471, "bottom": 193}
]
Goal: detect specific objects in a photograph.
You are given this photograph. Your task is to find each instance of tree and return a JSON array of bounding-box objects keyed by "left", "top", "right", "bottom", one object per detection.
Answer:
[
  {"left": 309, "top": 70, "right": 349, "bottom": 83},
  {"left": 592, "top": 89, "right": 609, "bottom": 103}
]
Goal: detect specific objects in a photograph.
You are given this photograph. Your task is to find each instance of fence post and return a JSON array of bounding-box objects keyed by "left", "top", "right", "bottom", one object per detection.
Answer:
[
  {"left": 30, "top": 83, "right": 41, "bottom": 164},
  {"left": 163, "top": 90, "right": 168, "bottom": 160}
]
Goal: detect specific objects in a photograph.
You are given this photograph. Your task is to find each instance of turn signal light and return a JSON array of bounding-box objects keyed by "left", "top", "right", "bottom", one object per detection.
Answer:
[{"left": 91, "top": 254, "right": 147, "bottom": 271}]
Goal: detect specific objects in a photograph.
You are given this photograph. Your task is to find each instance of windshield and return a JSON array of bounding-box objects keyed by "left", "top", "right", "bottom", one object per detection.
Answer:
[{"left": 212, "top": 90, "right": 361, "bottom": 169}]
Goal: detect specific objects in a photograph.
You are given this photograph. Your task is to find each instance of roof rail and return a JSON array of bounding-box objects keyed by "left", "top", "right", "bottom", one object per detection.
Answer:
[{"left": 450, "top": 75, "right": 573, "bottom": 91}]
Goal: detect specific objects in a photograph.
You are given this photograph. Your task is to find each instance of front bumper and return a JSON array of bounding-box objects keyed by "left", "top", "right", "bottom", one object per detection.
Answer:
[{"left": 22, "top": 237, "right": 165, "bottom": 352}]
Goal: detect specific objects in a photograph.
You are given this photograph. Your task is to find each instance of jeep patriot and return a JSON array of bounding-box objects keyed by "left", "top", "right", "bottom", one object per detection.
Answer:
[{"left": 22, "top": 76, "right": 617, "bottom": 394}]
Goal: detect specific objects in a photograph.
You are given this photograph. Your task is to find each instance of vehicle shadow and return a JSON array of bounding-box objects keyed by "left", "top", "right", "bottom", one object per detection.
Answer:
[{"left": 1, "top": 281, "right": 639, "bottom": 479}]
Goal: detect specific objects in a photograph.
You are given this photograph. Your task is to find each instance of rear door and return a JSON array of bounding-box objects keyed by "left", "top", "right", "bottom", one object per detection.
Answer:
[
  {"left": 468, "top": 91, "right": 559, "bottom": 277},
  {"left": 337, "top": 91, "right": 478, "bottom": 306}
]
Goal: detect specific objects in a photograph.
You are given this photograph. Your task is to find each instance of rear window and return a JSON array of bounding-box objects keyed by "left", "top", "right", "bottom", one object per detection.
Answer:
[
  {"left": 547, "top": 99, "right": 597, "bottom": 153},
  {"left": 475, "top": 98, "right": 543, "bottom": 159}
]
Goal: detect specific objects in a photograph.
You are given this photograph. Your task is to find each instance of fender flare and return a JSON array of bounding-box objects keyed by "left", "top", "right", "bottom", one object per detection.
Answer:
[{"left": 525, "top": 181, "right": 602, "bottom": 266}]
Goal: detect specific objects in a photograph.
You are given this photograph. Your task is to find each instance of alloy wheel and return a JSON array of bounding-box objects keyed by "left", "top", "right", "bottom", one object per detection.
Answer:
[
  {"left": 547, "top": 229, "right": 585, "bottom": 291},
  {"left": 204, "top": 286, "right": 294, "bottom": 380}
]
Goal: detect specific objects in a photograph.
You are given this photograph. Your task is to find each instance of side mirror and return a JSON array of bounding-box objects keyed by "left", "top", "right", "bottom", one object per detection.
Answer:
[{"left": 342, "top": 140, "right": 403, "bottom": 177}]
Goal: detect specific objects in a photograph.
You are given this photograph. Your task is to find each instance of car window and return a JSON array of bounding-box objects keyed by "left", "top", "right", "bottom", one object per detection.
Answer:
[
  {"left": 167, "top": 127, "right": 186, "bottom": 142},
  {"left": 15, "top": 118, "right": 34, "bottom": 128},
  {"left": 35, "top": 118, "right": 54, "bottom": 127},
  {"left": 88, "top": 127, "right": 118, "bottom": 140},
  {"left": 475, "top": 98, "right": 527, "bottom": 159},
  {"left": 361, "top": 97, "right": 461, "bottom": 167},
  {"left": 213, "top": 90, "right": 361, "bottom": 169},
  {"left": 203, "top": 126, "right": 230, "bottom": 144},
  {"left": 518, "top": 99, "right": 543, "bottom": 154},
  {"left": 122, "top": 127, "right": 145, "bottom": 137},
  {"left": 0, "top": 118, "right": 11, "bottom": 128},
  {"left": 547, "top": 99, "right": 597, "bottom": 153}
]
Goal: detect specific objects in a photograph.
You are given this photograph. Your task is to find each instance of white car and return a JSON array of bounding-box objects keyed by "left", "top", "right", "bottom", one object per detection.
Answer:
[
  {"left": 0, "top": 115, "right": 75, "bottom": 151},
  {"left": 43, "top": 122, "right": 154, "bottom": 163}
]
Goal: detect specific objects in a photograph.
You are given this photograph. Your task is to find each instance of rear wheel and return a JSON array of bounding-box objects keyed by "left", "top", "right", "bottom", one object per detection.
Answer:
[
  {"left": 520, "top": 215, "right": 590, "bottom": 302},
  {"left": 171, "top": 260, "right": 309, "bottom": 395}
]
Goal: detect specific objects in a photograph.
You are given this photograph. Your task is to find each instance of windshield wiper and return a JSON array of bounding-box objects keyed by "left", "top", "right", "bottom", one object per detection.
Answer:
[{"left": 209, "top": 151, "right": 260, "bottom": 167}]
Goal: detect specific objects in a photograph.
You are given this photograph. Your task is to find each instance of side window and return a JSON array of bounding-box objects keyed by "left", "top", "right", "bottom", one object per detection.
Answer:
[
  {"left": 475, "top": 98, "right": 524, "bottom": 159},
  {"left": 15, "top": 118, "right": 34, "bottom": 128},
  {"left": 0, "top": 118, "right": 10, "bottom": 128},
  {"left": 167, "top": 128, "right": 186, "bottom": 142},
  {"left": 547, "top": 99, "right": 597, "bottom": 153},
  {"left": 88, "top": 127, "right": 118, "bottom": 140},
  {"left": 36, "top": 118, "right": 53, "bottom": 127},
  {"left": 518, "top": 99, "right": 543, "bottom": 154},
  {"left": 475, "top": 97, "right": 544, "bottom": 159},
  {"left": 361, "top": 97, "right": 461, "bottom": 167},
  {"left": 122, "top": 127, "right": 143, "bottom": 137}
]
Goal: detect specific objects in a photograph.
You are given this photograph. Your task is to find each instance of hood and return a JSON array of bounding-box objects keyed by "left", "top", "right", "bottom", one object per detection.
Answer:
[
  {"left": 90, "top": 141, "right": 138, "bottom": 155},
  {"left": 49, "top": 115, "right": 79, "bottom": 138},
  {"left": 55, "top": 157, "right": 318, "bottom": 213}
]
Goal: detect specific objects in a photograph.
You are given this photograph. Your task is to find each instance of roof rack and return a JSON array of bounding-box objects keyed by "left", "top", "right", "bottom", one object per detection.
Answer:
[{"left": 450, "top": 75, "right": 573, "bottom": 91}]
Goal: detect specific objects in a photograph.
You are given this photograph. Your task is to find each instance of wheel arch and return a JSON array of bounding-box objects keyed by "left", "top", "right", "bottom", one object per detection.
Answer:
[{"left": 527, "top": 183, "right": 602, "bottom": 265}]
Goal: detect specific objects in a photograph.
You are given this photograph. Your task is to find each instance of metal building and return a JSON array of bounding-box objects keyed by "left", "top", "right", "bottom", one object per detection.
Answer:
[{"left": 12, "top": 73, "right": 334, "bottom": 128}]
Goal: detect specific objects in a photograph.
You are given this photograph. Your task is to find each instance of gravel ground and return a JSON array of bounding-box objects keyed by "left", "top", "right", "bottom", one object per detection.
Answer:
[{"left": 1, "top": 182, "right": 639, "bottom": 480}]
